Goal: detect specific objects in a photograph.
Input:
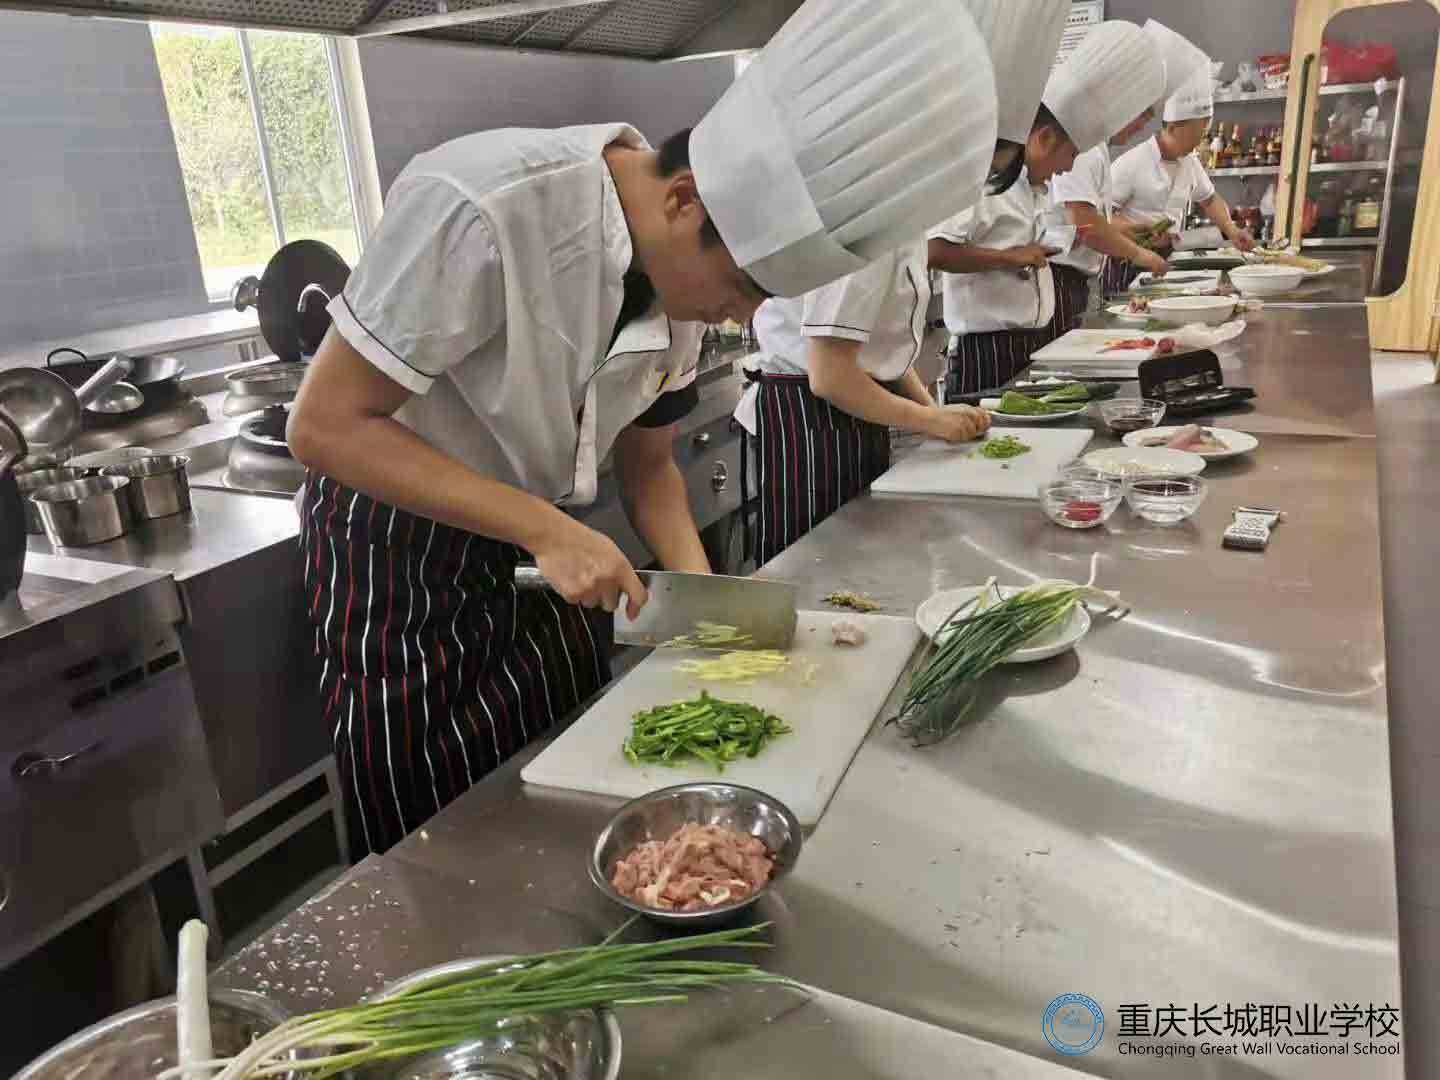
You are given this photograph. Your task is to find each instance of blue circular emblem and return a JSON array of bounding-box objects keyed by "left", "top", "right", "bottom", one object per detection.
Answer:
[{"left": 1043, "top": 993, "right": 1105, "bottom": 1056}]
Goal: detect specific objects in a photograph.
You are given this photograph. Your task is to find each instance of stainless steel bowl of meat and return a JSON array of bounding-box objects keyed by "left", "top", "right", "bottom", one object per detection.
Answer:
[{"left": 589, "top": 782, "right": 803, "bottom": 930}]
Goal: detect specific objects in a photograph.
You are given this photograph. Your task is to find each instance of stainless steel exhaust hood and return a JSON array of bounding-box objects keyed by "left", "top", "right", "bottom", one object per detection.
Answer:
[{"left": 0, "top": 0, "right": 803, "bottom": 58}]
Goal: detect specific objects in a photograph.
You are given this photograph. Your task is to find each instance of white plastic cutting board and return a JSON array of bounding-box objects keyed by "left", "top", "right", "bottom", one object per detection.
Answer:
[
  {"left": 521, "top": 613, "right": 920, "bottom": 826},
  {"left": 870, "top": 427, "right": 1093, "bottom": 500},
  {"left": 1030, "top": 328, "right": 1158, "bottom": 368}
]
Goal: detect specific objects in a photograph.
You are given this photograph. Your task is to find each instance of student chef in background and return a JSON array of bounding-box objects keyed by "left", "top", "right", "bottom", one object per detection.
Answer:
[
  {"left": 929, "top": 20, "right": 1166, "bottom": 398},
  {"left": 285, "top": 0, "right": 1003, "bottom": 856},
  {"left": 1108, "top": 65, "right": 1258, "bottom": 296},
  {"left": 734, "top": 0, "right": 1070, "bottom": 566},
  {"left": 1049, "top": 21, "right": 1212, "bottom": 335}
]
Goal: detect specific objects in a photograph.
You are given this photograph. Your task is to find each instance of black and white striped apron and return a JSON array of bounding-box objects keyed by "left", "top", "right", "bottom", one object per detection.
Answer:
[
  {"left": 743, "top": 373, "right": 891, "bottom": 568},
  {"left": 944, "top": 327, "right": 1056, "bottom": 398},
  {"left": 1100, "top": 255, "right": 1142, "bottom": 299},
  {"left": 300, "top": 475, "right": 608, "bottom": 856},
  {"left": 1049, "top": 263, "right": 1092, "bottom": 339}
]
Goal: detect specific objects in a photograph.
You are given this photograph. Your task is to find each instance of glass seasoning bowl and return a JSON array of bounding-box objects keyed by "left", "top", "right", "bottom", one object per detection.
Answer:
[
  {"left": 1039, "top": 477, "right": 1124, "bottom": 529},
  {"left": 1097, "top": 398, "right": 1167, "bottom": 436},
  {"left": 1124, "top": 474, "right": 1208, "bottom": 525}
]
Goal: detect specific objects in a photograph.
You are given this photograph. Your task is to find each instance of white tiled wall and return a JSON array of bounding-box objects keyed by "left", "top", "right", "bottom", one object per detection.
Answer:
[{"left": 0, "top": 11, "right": 210, "bottom": 353}]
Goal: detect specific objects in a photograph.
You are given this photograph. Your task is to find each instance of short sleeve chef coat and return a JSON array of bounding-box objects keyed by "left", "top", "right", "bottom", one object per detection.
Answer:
[
  {"left": 1050, "top": 145, "right": 1112, "bottom": 279},
  {"left": 328, "top": 124, "right": 704, "bottom": 508},
  {"left": 734, "top": 241, "right": 929, "bottom": 434},
  {"left": 930, "top": 168, "right": 1055, "bottom": 335},
  {"left": 1111, "top": 135, "right": 1216, "bottom": 230}
]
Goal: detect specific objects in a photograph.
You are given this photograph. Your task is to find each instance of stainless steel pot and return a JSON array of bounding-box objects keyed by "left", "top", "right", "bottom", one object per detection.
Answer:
[
  {"left": 16, "top": 988, "right": 291, "bottom": 1080},
  {"left": 16, "top": 467, "right": 85, "bottom": 534},
  {"left": 30, "top": 475, "right": 133, "bottom": 546},
  {"left": 224, "top": 361, "right": 307, "bottom": 416},
  {"left": 101, "top": 453, "right": 191, "bottom": 520}
]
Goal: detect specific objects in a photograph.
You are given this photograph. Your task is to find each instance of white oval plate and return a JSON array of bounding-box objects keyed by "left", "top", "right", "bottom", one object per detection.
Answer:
[
  {"left": 1083, "top": 446, "right": 1207, "bottom": 479},
  {"left": 1122, "top": 426, "right": 1260, "bottom": 461},
  {"left": 981, "top": 403, "right": 1088, "bottom": 424},
  {"left": 1106, "top": 304, "right": 1152, "bottom": 323},
  {"left": 915, "top": 585, "right": 1091, "bottom": 664}
]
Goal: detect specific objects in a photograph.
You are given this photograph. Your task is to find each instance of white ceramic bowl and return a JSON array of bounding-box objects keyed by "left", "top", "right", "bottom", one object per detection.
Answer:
[
  {"left": 1147, "top": 295, "right": 1238, "bottom": 327},
  {"left": 1228, "top": 265, "right": 1305, "bottom": 297}
]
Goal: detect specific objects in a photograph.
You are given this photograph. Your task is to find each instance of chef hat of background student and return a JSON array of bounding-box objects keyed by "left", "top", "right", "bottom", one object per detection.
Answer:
[
  {"left": 954, "top": 0, "right": 1072, "bottom": 144},
  {"left": 1145, "top": 20, "right": 1212, "bottom": 114},
  {"left": 1041, "top": 20, "right": 1168, "bottom": 154},
  {"left": 1164, "top": 66, "right": 1217, "bottom": 123},
  {"left": 691, "top": 0, "right": 998, "bottom": 298}
]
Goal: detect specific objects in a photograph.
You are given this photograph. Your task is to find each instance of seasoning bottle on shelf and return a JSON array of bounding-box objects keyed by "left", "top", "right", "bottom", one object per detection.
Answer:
[
  {"left": 1354, "top": 176, "right": 1382, "bottom": 235},
  {"left": 1337, "top": 190, "right": 1356, "bottom": 237}
]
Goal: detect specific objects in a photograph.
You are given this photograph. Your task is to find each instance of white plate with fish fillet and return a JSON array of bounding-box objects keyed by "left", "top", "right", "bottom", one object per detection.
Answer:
[
  {"left": 1123, "top": 426, "right": 1259, "bottom": 461},
  {"left": 916, "top": 585, "right": 1090, "bottom": 664}
]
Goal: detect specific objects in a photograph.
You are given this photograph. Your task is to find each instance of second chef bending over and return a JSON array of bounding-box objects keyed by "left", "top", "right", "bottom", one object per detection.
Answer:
[
  {"left": 735, "top": 0, "right": 1073, "bottom": 566},
  {"left": 930, "top": 19, "right": 1165, "bottom": 397}
]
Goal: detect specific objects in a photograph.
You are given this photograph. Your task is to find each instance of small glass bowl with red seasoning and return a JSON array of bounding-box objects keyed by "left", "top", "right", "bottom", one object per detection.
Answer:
[{"left": 1039, "top": 476, "right": 1124, "bottom": 529}]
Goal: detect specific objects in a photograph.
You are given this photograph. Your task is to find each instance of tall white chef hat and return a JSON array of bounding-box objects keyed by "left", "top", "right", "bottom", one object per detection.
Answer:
[
  {"left": 1164, "top": 67, "right": 1216, "bottom": 123},
  {"left": 690, "top": 0, "right": 998, "bottom": 298},
  {"left": 1144, "top": 20, "right": 1211, "bottom": 111},
  {"left": 1041, "top": 20, "right": 1167, "bottom": 155},
  {"left": 955, "top": 0, "right": 1072, "bottom": 144}
]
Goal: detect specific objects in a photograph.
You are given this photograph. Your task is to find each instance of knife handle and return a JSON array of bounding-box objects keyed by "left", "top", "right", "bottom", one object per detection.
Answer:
[{"left": 513, "top": 565, "right": 551, "bottom": 591}]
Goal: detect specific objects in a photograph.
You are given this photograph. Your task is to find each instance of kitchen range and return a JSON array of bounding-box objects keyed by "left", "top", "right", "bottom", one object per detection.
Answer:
[{"left": 1, "top": 0, "right": 1437, "bottom": 1077}]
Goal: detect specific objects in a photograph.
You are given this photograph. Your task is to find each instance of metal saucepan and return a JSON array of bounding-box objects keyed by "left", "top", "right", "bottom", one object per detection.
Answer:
[
  {"left": 0, "top": 358, "right": 136, "bottom": 457},
  {"left": 101, "top": 453, "right": 190, "bottom": 521},
  {"left": 17, "top": 467, "right": 84, "bottom": 534},
  {"left": 29, "top": 474, "right": 133, "bottom": 546}
]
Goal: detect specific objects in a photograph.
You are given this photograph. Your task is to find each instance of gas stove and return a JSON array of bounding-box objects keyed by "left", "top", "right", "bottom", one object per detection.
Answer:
[{"left": 68, "top": 393, "right": 210, "bottom": 454}]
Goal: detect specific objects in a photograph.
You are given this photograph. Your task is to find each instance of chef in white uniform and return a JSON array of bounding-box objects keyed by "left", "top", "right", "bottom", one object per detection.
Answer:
[
  {"left": 1110, "top": 66, "right": 1257, "bottom": 295},
  {"left": 285, "top": 0, "right": 1011, "bottom": 856},
  {"left": 733, "top": 0, "right": 1069, "bottom": 566},
  {"left": 1050, "top": 20, "right": 1212, "bottom": 331},
  {"left": 930, "top": 20, "right": 1165, "bottom": 397}
]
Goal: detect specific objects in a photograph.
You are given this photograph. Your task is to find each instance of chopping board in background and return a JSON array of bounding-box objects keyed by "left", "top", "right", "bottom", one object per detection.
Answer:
[
  {"left": 870, "top": 427, "right": 1093, "bottom": 500},
  {"left": 1030, "top": 329, "right": 1159, "bottom": 370},
  {"left": 521, "top": 612, "right": 920, "bottom": 827}
]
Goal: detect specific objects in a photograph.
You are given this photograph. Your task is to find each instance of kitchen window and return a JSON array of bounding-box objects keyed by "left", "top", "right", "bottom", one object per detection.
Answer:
[{"left": 151, "top": 25, "right": 362, "bottom": 302}]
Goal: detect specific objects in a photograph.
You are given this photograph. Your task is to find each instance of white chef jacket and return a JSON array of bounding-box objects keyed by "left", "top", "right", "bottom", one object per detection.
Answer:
[
  {"left": 930, "top": 168, "right": 1055, "bottom": 336},
  {"left": 1111, "top": 135, "right": 1216, "bottom": 230},
  {"left": 734, "top": 242, "right": 929, "bottom": 435},
  {"left": 328, "top": 124, "right": 703, "bottom": 508},
  {"left": 1050, "top": 145, "right": 1112, "bottom": 278}
]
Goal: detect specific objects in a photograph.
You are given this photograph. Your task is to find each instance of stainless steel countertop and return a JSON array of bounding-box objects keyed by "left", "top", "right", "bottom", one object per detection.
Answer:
[
  {"left": 26, "top": 488, "right": 300, "bottom": 583},
  {"left": 1046, "top": 305, "right": 1378, "bottom": 438},
  {"left": 212, "top": 304, "right": 1400, "bottom": 1077}
]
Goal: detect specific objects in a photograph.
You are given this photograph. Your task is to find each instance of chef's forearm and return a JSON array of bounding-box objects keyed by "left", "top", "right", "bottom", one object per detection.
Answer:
[
  {"left": 289, "top": 330, "right": 577, "bottom": 556},
  {"left": 807, "top": 338, "right": 936, "bottom": 435},
  {"left": 894, "top": 367, "right": 936, "bottom": 408},
  {"left": 927, "top": 237, "right": 1016, "bottom": 274},
  {"left": 614, "top": 425, "right": 711, "bottom": 574},
  {"left": 1068, "top": 203, "right": 1152, "bottom": 262},
  {"left": 1199, "top": 194, "right": 1241, "bottom": 239}
]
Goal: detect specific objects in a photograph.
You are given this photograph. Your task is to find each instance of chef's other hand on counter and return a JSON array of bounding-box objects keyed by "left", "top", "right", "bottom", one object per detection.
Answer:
[{"left": 287, "top": 331, "right": 678, "bottom": 619}]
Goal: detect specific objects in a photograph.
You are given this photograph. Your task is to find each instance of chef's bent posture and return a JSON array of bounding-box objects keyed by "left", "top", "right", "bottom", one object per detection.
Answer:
[
  {"left": 735, "top": 0, "right": 1069, "bottom": 565},
  {"left": 287, "top": 0, "right": 1004, "bottom": 855},
  {"left": 1108, "top": 67, "right": 1258, "bottom": 296},
  {"left": 929, "top": 20, "right": 1165, "bottom": 398},
  {"left": 1048, "top": 21, "right": 1212, "bottom": 334}
]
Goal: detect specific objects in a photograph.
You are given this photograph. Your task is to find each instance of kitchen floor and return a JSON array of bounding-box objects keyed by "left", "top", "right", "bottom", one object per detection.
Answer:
[{"left": 1371, "top": 348, "right": 1440, "bottom": 1079}]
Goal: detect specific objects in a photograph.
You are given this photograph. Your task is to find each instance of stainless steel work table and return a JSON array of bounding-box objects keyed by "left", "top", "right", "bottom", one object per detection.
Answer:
[{"left": 217, "top": 306, "right": 1400, "bottom": 1077}]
